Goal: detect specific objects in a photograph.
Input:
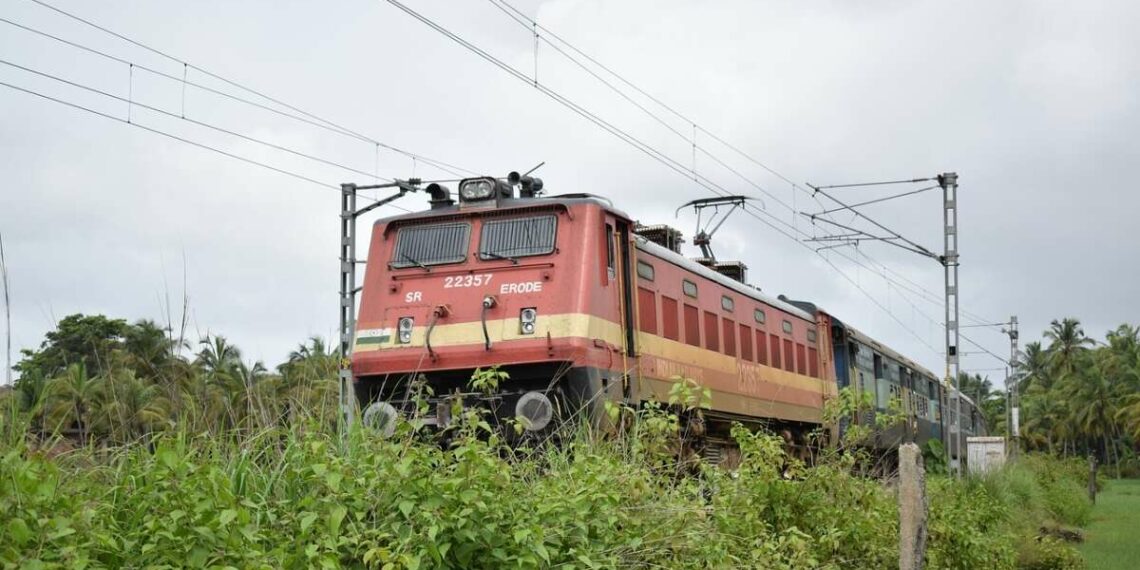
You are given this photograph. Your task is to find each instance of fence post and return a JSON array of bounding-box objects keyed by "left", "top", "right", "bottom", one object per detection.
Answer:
[
  {"left": 899, "top": 443, "right": 927, "bottom": 570},
  {"left": 1088, "top": 455, "right": 1097, "bottom": 504}
]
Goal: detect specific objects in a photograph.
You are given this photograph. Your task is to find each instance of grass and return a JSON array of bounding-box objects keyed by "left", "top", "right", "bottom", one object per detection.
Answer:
[{"left": 1078, "top": 478, "right": 1140, "bottom": 569}]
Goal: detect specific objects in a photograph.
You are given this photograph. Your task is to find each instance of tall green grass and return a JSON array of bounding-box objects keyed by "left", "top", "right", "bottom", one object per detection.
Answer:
[{"left": 0, "top": 400, "right": 1094, "bottom": 569}]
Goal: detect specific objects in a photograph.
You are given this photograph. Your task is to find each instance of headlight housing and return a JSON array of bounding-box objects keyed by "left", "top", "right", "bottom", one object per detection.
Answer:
[
  {"left": 397, "top": 317, "right": 414, "bottom": 344},
  {"left": 459, "top": 178, "right": 495, "bottom": 201},
  {"left": 519, "top": 307, "right": 537, "bottom": 335}
]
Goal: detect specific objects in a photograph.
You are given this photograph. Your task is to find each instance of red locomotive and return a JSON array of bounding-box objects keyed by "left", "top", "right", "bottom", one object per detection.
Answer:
[{"left": 351, "top": 174, "right": 985, "bottom": 460}]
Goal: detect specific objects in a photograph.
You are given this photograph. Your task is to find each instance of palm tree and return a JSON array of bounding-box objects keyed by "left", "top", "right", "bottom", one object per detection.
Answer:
[
  {"left": 44, "top": 363, "right": 102, "bottom": 442},
  {"left": 1063, "top": 352, "right": 1119, "bottom": 464},
  {"left": 123, "top": 320, "right": 177, "bottom": 379},
  {"left": 1044, "top": 318, "right": 1094, "bottom": 380},
  {"left": 1018, "top": 341, "right": 1051, "bottom": 392},
  {"left": 279, "top": 337, "right": 339, "bottom": 424},
  {"left": 231, "top": 360, "right": 268, "bottom": 428},
  {"left": 95, "top": 369, "right": 169, "bottom": 443},
  {"left": 195, "top": 335, "right": 242, "bottom": 377},
  {"left": 14, "top": 369, "right": 50, "bottom": 435}
]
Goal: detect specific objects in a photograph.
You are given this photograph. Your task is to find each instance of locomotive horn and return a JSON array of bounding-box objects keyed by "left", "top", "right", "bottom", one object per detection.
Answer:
[
  {"left": 425, "top": 183, "right": 454, "bottom": 209},
  {"left": 508, "top": 171, "right": 544, "bottom": 198}
]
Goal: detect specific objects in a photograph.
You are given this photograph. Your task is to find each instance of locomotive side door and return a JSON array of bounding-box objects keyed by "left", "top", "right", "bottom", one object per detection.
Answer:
[
  {"left": 616, "top": 221, "right": 637, "bottom": 357},
  {"left": 603, "top": 216, "right": 638, "bottom": 398}
]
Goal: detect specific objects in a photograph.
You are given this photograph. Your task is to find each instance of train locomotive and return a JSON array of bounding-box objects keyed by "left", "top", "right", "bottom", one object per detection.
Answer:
[{"left": 350, "top": 173, "right": 986, "bottom": 463}]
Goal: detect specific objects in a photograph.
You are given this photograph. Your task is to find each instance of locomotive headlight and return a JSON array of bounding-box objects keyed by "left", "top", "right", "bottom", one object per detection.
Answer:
[
  {"left": 397, "top": 317, "right": 414, "bottom": 343},
  {"left": 519, "top": 307, "right": 537, "bottom": 335},
  {"left": 459, "top": 178, "right": 494, "bottom": 201}
]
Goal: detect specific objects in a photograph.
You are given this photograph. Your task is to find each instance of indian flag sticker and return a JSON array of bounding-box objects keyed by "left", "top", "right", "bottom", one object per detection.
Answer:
[{"left": 356, "top": 328, "right": 392, "bottom": 345}]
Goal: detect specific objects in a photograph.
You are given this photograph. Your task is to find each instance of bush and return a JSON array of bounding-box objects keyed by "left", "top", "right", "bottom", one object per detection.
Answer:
[
  {"left": 0, "top": 403, "right": 1097, "bottom": 569},
  {"left": 1017, "top": 537, "right": 1086, "bottom": 570}
]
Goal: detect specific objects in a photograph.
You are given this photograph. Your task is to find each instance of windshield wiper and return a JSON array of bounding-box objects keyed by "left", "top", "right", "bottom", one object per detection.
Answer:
[
  {"left": 482, "top": 251, "right": 518, "bottom": 265},
  {"left": 401, "top": 253, "right": 431, "bottom": 272}
]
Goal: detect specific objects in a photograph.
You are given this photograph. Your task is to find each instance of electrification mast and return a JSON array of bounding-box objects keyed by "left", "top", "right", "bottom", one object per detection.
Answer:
[
  {"left": 938, "top": 172, "right": 962, "bottom": 476},
  {"left": 339, "top": 180, "right": 420, "bottom": 429}
]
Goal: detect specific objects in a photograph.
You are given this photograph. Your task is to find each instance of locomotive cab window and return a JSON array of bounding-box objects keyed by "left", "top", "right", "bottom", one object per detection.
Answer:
[
  {"left": 391, "top": 222, "right": 471, "bottom": 268},
  {"left": 636, "top": 260, "right": 655, "bottom": 281},
  {"left": 479, "top": 214, "right": 557, "bottom": 261}
]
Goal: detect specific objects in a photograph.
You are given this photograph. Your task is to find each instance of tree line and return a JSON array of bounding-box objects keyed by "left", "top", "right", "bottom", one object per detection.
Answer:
[
  {"left": 957, "top": 318, "right": 1140, "bottom": 472},
  {"left": 5, "top": 313, "right": 1139, "bottom": 472},
  {"left": 4, "top": 314, "right": 339, "bottom": 444}
]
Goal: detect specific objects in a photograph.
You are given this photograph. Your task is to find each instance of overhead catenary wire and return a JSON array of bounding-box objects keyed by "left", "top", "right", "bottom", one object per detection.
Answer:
[
  {"left": 382, "top": 0, "right": 756, "bottom": 207},
  {"left": 0, "top": 58, "right": 396, "bottom": 184},
  {"left": 5, "top": 6, "right": 477, "bottom": 179},
  {"left": 0, "top": 78, "right": 419, "bottom": 215},
  {"left": 393, "top": 0, "right": 1004, "bottom": 364},
  {"left": 480, "top": 0, "right": 1002, "bottom": 331}
]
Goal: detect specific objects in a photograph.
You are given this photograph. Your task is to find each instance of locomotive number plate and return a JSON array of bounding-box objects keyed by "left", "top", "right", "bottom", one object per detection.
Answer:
[{"left": 443, "top": 274, "right": 493, "bottom": 288}]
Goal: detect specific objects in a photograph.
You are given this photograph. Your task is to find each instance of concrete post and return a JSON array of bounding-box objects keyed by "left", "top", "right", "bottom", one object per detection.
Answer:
[
  {"left": 1088, "top": 455, "right": 1097, "bottom": 505},
  {"left": 899, "top": 443, "right": 928, "bottom": 570}
]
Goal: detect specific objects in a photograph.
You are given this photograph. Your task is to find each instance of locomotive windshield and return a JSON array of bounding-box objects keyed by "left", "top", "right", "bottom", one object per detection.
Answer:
[
  {"left": 390, "top": 221, "right": 470, "bottom": 268},
  {"left": 479, "top": 214, "right": 557, "bottom": 260}
]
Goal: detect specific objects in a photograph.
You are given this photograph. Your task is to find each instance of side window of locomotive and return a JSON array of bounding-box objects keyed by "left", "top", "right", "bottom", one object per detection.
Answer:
[
  {"left": 391, "top": 222, "right": 471, "bottom": 268},
  {"left": 636, "top": 260, "right": 655, "bottom": 281},
  {"left": 682, "top": 279, "right": 698, "bottom": 298},
  {"left": 480, "top": 214, "right": 557, "bottom": 260},
  {"left": 605, "top": 224, "right": 616, "bottom": 279},
  {"left": 721, "top": 295, "right": 734, "bottom": 312}
]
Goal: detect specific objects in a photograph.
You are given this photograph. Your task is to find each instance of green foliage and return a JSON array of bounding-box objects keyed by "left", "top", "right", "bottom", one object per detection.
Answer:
[
  {"left": 2, "top": 313, "right": 1117, "bottom": 568},
  {"left": 14, "top": 314, "right": 129, "bottom": 380},
  {"left": 2, "top": 397, "right": 1100, "bottom": 570},
  {"left": 821, "top": 386, "right": 903, "bottom": 448},
  {"left": 666, "top": 375, "right": 711, "bottom": 411},
  {"left": 922, "top": 438, "right": 948, "bottom": 475},
  {"left": 469, "top": 365, "right": 508, "bottom": 395}
]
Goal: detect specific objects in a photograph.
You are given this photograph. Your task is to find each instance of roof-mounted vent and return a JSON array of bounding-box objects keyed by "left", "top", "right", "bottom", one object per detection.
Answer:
[
  {"left": 634, "top": 224, "right": 684, "bottom": 254},
  {"left": 712, "top": 260, "right": 748, "bottom": 283},
  {"left": 694, "top": 258, "right": 748, "bottom": 283}
]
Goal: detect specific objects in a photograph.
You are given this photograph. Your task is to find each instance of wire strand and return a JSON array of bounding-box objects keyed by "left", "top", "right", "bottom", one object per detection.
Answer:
[{"left": 8, "top": 5, "right": 478, "bottom": 178}]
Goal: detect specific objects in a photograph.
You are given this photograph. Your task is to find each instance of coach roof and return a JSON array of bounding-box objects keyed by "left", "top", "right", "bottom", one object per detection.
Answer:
[{"left": 635, "top": 236, "right": 815, "bottom": 322}]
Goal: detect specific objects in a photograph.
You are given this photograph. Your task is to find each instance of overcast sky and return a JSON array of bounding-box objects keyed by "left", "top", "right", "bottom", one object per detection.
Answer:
[{"left": 2, "top": 0, "right": 1137, "bottom": 383}]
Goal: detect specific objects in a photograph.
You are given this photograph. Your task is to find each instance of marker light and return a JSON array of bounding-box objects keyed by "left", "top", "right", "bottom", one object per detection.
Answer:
[
  {"left": 519, "top": 307, "right": 537, "bottom": 335},
  {"left": 397, "top": 317, "right": 414, "bottom": 343}
]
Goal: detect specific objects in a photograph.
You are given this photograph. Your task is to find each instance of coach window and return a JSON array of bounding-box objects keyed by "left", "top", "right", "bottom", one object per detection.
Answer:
[
  {"left": 782, "top": 320, "right": 793, "bottom": 335},
  {"left": 807, "top": 329, "right": 817, "bottom": 344},
  {"left": 754, "top": 309, "right": 766, "bottom": 325},
  {"left": 636, "top": 260, "right": 655, "bottom": 281},
  {"left": 721, "top": 295, "right": 735, "bottom": 312},
  {"left": 682, "top": 279, "right": 698, "bottom": 298}
]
